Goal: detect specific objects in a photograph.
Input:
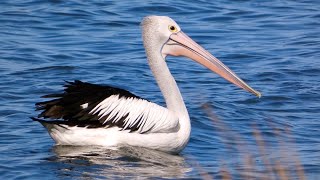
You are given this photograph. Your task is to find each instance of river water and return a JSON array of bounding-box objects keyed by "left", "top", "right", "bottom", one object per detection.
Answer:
[{"left": 0, "top": 0, "right": 319, "bottom": 179}]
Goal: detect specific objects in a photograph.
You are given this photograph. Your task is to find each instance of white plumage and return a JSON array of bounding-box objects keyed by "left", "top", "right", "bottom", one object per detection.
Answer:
[{"left": 90, "top": 95, "right": 178, "bottom": 133}]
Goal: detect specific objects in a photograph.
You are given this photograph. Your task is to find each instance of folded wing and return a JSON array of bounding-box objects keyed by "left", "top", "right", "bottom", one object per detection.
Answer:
[{"left": 35, "top": 80, "right": 179, "bottom": 134}]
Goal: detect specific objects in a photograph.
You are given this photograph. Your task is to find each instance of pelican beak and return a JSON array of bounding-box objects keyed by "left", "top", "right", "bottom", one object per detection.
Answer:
[{"left": 162, "top": 31, "right": 261, "bottom": 98}]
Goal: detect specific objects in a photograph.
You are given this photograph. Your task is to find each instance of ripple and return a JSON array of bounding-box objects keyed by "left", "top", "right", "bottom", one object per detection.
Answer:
[{"left": 0, "top": 0, "right": 319, "bottom": 179}]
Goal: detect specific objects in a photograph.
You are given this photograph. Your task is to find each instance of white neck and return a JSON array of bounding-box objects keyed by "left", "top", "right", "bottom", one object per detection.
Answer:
[
  {"left": 149, "top": 55, "right": 188, "bottom": 115},
  {"left": 144, "top": 41, "right": 191, "bottom": 149}
]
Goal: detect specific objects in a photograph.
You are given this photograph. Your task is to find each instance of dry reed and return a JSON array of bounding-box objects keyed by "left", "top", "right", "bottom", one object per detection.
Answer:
[{"left": 195, "top": 103, "right": 305, "bottom": 180}]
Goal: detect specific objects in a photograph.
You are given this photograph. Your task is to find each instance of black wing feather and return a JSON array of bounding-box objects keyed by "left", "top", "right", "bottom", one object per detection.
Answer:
[{"left": 34, "top": 80, "right": 145, "bottom": 129}]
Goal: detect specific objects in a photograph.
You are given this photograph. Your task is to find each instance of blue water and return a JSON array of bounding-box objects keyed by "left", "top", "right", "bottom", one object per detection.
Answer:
[{"left": 1, "top": 0, "right": 319, "bottom": 179}]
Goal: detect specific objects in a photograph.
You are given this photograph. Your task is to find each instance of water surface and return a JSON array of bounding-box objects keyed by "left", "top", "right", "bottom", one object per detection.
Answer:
[{"left": 0, "top": 0, "right": 319, "bottom": 179}]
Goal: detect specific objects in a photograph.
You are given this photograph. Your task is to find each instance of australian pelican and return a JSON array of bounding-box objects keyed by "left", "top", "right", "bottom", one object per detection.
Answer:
[{"left": 33, "top": 16, "right": 261, "bottom": 154}]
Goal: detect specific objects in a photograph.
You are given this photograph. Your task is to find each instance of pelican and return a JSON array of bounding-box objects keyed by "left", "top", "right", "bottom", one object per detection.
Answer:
[{"left": 33, "top": 16, "right": 261, "bottom": 154}]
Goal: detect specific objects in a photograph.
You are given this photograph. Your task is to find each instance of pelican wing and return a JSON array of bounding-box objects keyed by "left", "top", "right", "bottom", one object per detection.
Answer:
[{"left": 34, "top": 80, "right": 179, "bottom": 134}]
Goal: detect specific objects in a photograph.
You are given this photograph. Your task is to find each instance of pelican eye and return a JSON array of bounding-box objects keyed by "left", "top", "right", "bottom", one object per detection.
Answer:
[{"left": 168, "top": 25, "right": 178, "bottom": 33}]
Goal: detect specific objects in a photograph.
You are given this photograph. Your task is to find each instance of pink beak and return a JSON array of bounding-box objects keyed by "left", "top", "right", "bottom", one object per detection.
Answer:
[{"left": 162, "top": 31, "right": 261, "bottom": 97}]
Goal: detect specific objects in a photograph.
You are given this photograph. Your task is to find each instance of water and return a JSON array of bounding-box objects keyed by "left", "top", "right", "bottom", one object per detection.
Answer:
[{"left": 1, "top": 0, "right": 319, "bottom": 179}]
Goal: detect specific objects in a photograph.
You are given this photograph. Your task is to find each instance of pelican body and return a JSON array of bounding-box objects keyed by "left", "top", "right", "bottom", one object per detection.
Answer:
[{"left": 33, "top": 16, "right": 260, "bottom": 154}]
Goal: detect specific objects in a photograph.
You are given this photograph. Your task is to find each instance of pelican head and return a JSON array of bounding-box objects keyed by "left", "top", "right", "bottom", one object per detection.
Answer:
[{"left": 142, "top": 16, "right": 261, "bottom": 97}]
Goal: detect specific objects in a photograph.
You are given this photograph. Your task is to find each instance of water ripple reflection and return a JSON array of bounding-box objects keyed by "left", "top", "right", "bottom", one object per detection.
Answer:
[{"left": 0, "top": 0, "right": 319, "bottom": 179}]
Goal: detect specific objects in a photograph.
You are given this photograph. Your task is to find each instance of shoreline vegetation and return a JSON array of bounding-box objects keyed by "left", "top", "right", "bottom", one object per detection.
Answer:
[{"left": 196, "top": 103, "right": 305, "bottom": 179}]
